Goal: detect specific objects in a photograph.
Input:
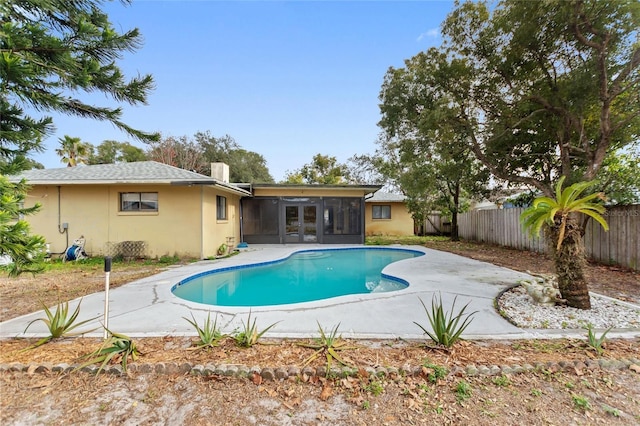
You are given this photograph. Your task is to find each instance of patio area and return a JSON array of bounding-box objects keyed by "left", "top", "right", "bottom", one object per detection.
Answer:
[{"left": 0, "top": 245, "right": 596, "bottom": 340}]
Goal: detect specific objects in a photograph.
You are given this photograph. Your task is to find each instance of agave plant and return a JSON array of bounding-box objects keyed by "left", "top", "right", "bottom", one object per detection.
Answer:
[
  {"left": 183, "top": 312, "right": 227, "bottom": 349},
  {"left": 299, "top": 322, "right": 357, "bottom": 371},
  {"left": 414, "top": 293, "right": 477, "bottom": 348},
  {"left": 232, "top": 310, "right": 279, "bottom": 348},
  {"left": 22, "top": 299, "right": 97, "bottom": 349},
  {"left": 77, "top": 330, "right": 141, "bottom": 374},
  {"left": 520, "top": 176, "right": 609, "bottom": 309}
]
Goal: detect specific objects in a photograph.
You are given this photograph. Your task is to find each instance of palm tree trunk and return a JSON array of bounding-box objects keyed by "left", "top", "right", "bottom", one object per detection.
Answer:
[{"left": 547, "top": 217, "right": 591, "bottom": 309}]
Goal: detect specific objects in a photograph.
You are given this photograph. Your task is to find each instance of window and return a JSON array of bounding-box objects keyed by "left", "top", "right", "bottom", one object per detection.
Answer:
[
  {"left": 216, "top": 195, "right": 227, "bottom": 220},
  {"left": 372, "top": 205, "right": 391, "bottom": 219},
  {"left": 120, "top": 192, "right": 158, "bottom": 212}
]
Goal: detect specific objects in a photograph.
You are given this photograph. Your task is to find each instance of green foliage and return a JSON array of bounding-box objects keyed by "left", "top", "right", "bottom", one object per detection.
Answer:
[
  {"left": 55, "top": 135, "right": 90, "bottom": 167},
  {"left": 414, "top": 293, "right": 477, "bottom": 348},
  {"left": 183, "top": 313, "right": 226, "bottom": 349},
  {"left": 299, "top": 322, "right": 357, "bottom": 371},
  {"left": 422, "top": 360, "right": 448, "bottom": 384},
  {"left": 1, "top": 0, "right": 157, "bottom": 277},
  {"left": 571, "top": 394, "right": 591, "bottom": 411},
  {"left": 88, "top": 140, "right": 148, "bottom": 165},
  {"left": 145, "top": 131, "right": 274, "bottom": 182},
  {"left": 365, "top": 235, "right": 448, "bottom": 246},
  {"left": 530, "top": 388, "right": 542, "bottom": 397},
  {"left": 364, "top": 379, "right": 384, "bottom": 396},
  {"left": 521, "top": 177, "right": 609, "bottom": 251},
  {"left": 79, "top": 330, "right": 141, "bottom": 374},
  {"left": 381, "top": 0, "right": 639, "bottom": 210},
  {"left": 1, "top": 0, "right": 158, "bottom": 142},
  {"left": 492, "top": 375, "right": 511, "bottom": 387},
  {"left": 283, "top": 154, "right": 350, "bottom": 184},
  {"left": 455, "top": 380, "right": 473, "bottom": 402},
  {"left": 377, "top": 48, "right": 490, "bottom": 240},
  {"left": 23, "top": 299, "right": 97, "bottom": 348},
  {"left": 585, "top": 324, "right": 613, "bottom": 355},
  {"left": 0, "top": 176, "right": 46, "bottom": 276},
  {"left": 232, "top": 310, "right": 279, "bottom": 348}
]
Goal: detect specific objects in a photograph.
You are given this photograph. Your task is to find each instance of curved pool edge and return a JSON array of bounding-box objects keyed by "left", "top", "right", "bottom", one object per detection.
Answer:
[
  {"left": 0, "top": 244, "right": 571, "bottom": 340},
  {"left": 171, "top": 245, "right": 426, "bottom": 308}
]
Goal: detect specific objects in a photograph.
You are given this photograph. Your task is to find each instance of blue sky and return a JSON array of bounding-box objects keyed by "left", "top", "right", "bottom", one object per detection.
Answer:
[{"left": 32, "top": 0, "right": 454, "bottom": 181}]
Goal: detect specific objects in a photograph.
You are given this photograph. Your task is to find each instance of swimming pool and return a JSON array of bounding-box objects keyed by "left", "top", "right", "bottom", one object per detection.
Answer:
[{"left": 171, "top": 247, "right": 424, "bottom": 307}]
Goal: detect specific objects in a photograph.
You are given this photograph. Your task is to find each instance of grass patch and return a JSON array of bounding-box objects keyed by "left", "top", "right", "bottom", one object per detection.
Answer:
[{"left": 365, "top": 235, "right": 448, "bottom": 246}]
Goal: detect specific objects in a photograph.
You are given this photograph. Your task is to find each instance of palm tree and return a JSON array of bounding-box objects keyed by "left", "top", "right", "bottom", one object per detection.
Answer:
[
  {"left": 55, "top": 135, "right": 89, "bottom": 167},
  {"left": 520, "top": 177, "right": 609, "bottom": 309}
]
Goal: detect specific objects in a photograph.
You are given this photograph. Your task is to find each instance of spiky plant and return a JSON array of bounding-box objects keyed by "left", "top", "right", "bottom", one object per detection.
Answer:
[
  {"left": 22, "top": 299, "right": 97, "bottom": 349},
  {"left": 299, "top": 322, "right": 357, "bottom": 372},
  {"left": 414, "top": 293, "right": 477, "bottom": 348}
]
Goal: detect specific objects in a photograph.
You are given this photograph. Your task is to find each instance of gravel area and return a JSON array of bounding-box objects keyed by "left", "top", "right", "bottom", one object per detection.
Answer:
[{"left": 498, "top": 285, "right": 640, "bottom": 330}]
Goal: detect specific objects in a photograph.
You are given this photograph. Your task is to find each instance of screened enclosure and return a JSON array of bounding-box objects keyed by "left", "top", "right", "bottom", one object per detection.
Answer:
[{"left": 242, "top": 197, "right": 365, "bottom": 244}]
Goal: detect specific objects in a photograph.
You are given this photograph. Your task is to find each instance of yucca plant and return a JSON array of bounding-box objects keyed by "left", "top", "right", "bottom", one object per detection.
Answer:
[
  {"left": 520, "top": 176, "right": 609, "bottom": 310},
  {"left": 414, "top": 293, "right": 477, "bottom": 348},
  {"left": 232, "top": 310, "right": 279, "bottom": 348},
  {"left": 22, "top": 299, "right": 97, "bottom": 349},
  {"left": 299, "top": 322, "right": 357, "bottom": 371},
  {"left": 183, "top": 312, "right": 227, "bottom": 349},
  {"left": 586, "top": 324, "right": 613, "bottom": 355},
  {"left": 78, "top": 330, "right": 141, "bottom": 374}
]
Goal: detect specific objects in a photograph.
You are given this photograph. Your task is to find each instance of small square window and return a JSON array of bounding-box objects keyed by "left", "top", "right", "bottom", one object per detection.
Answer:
[
  {"left": 372, "top": 205, "right": 391, "bottom": 219},
  {"left": 217, "top": 195, "right": 227, "bottom": 220},
  {"left": 120, "top": 192, "right": 158, "bottom": 212}
]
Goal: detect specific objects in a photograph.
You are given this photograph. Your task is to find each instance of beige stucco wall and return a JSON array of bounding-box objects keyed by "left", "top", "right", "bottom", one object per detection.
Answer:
[
  {"left": 365, "top": 202, "right": 415, "bottom": 236},
  {"left": 22, "top": 184, "right": 241, "bottom": 259}
]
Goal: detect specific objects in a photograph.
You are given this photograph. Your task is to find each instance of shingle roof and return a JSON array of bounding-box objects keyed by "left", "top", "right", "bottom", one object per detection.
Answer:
[
  {"left": 366, "top": 192, "right": 406, "bottom": 202},
  {"left": 8, "top": 161, "right": 251, "bottom": 195}
]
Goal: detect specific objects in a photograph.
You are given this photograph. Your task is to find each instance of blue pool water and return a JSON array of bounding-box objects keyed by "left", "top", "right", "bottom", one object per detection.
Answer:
[{"left": 171, "top": 247, "right": 424, "bottom": 307}]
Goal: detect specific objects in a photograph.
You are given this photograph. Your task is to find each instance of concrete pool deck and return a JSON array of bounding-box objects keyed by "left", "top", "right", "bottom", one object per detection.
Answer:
[{"left": 1, "top": 245, "right": 637, "bottom": 341}]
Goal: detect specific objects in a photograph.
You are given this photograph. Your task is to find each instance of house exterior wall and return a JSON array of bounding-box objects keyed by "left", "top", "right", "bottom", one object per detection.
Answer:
[
  {"left": 365, "top": 201, "right": 415, "bottom": 236},
  {"left": 23, "top": 184, "right": 241, "bottom": 259},
  {"left": 201, "top": 186, "right": 241, "bottom": 257}
]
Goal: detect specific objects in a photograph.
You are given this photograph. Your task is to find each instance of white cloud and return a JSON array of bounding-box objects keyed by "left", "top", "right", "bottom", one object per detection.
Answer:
[{"left": 417, "top": 28, "right": 440, "bottom": 41}]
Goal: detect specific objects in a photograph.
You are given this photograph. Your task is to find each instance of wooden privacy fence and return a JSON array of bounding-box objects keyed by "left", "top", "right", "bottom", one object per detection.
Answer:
[{"left": 456, "top": 205, "right": 639, "bottom": 270}]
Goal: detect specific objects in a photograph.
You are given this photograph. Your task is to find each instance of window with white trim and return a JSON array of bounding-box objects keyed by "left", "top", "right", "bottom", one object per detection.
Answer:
[{"left": 120, "top": 192, "right": 158, "bottom": 212}]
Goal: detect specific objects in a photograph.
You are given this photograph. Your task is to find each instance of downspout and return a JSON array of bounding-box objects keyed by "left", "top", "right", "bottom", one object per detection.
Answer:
[
  {"left": 57, "top": 186, "right": 69, "bottom": 250},
  {"left": 200, "top": 186, "right": 204, "bottom": 259}
]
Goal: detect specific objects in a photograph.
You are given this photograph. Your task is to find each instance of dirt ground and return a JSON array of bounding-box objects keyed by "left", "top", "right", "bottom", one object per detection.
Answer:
[{"left": 1, "top": 241, "right": 639, "bottom": 425}]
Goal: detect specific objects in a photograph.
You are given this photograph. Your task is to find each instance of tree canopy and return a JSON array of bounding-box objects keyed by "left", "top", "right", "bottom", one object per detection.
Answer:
[
  {"left": 437, "top": 0, "right": 640, "bottom": 196},
  {"left": 283, "top": 154, "right": 350, "bottom": 184},
  {"left": 87, "top": 140, "right": 147, "bottom": 164},
  {"left": 1, "top": 0, "right": 156, "bottom": 275},
  {"left": 146, "top": 131, "right": 274, "bottom": 183}
]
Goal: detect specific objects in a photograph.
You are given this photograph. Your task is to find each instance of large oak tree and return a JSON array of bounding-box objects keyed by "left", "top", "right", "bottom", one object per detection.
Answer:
[{"left": 379, "top": 0, "right": 639, "bottom": 308}]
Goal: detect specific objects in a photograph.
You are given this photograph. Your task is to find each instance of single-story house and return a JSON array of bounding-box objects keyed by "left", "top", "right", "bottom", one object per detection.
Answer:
[
  {"left": 9, "top": 161, "right": 248, "bottom": 259},
  {"left": 364, "top": 192, "right": 415, "bottom": 236},
  {"left": 10, "top": 162, "right": 395, "bottom": 258}
]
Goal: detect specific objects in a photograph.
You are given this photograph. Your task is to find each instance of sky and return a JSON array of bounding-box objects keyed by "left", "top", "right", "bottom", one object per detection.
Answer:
[{"left": 31, "top": 0, "right": 454, "bottom": 182}]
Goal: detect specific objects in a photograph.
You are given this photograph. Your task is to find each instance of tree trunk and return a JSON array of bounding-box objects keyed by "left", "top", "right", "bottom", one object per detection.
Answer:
[
  {"left": 547, "top": 217, "right": 591, "bottom": 309},
  {"left": 450, "top": 182, "right": 460, "bottom": 242}
]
